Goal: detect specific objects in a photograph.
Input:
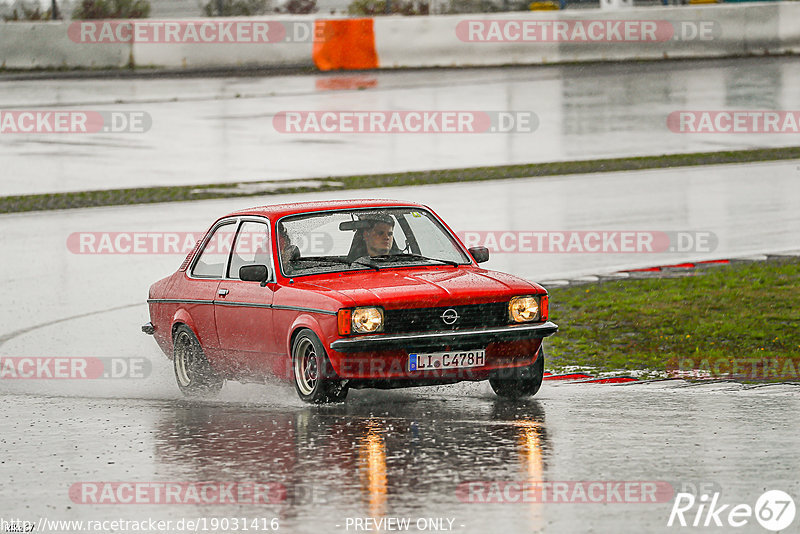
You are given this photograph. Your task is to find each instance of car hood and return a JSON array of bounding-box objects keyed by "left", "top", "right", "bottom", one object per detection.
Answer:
[{"left": 295, "top": 267, "right": 542, "bottom": 308}]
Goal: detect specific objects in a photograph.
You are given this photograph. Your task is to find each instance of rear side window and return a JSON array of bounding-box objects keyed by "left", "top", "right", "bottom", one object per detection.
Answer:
[{"left": 191, "top": 222, "right": 237, "bottom": 278}]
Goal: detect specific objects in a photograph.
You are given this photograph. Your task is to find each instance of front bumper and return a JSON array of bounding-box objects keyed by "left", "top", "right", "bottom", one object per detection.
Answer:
[{"left": 329, "top": 321, "right": 558, "bottom": 353}]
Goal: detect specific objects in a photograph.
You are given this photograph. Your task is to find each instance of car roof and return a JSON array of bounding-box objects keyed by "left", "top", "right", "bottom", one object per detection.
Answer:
[{"left": 226, "top": 199, "right": 430, "bottom": 220}]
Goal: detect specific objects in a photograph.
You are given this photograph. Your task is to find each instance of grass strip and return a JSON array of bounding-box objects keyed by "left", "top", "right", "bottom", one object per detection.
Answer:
[
  {"left": 545, "top": 258, "right": 800, "bottom": 380},
  {"left": 3, "top": 145, "right": 800, "bottom": 214}
]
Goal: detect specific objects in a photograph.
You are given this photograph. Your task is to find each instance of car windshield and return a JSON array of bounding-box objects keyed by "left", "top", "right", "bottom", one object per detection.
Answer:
[{"left": 277, "top": 207, "right": 471, "bottom": 277}]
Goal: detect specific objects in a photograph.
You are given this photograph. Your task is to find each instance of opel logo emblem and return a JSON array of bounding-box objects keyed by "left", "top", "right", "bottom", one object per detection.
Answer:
[{"left": 440, "top": 308, "right": 459, "bottom": 325}]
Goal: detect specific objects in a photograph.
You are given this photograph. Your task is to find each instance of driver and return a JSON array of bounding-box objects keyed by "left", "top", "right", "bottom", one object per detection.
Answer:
[
  {"left": 277, "top": 224, "right": 296, "bottom": 273},
  {"left": 362, "top": 215, "right": 395, "bottom": 257}
]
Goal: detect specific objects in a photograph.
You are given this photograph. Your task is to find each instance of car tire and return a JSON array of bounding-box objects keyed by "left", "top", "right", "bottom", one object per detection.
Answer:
[
  {"left": 172, "top": 325, "right": 224, "bottom": 398},
  {"left": 292, "top": 329, "right": 349, "bottom": 404},
  {"left": 489, "top": 346, "right": 545, "bottom": 399}
]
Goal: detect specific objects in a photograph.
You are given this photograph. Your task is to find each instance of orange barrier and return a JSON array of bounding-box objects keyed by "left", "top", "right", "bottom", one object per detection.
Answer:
[{"left": 312, "top": 19, "right": 379, "bottom": 71}]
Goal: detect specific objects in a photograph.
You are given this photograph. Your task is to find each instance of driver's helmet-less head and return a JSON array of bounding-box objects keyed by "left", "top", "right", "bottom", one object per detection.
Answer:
[{"left": 359, "top": 212, "right": 395, "bottom": 229}]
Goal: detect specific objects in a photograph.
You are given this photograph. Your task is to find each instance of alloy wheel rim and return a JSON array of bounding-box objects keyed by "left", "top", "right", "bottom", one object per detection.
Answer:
[
  {"left": 294, "top": 338, "right": 318, "bottom": 396},
  {"left": 175, "top": 332, "right": 194, "bottom": 387}
]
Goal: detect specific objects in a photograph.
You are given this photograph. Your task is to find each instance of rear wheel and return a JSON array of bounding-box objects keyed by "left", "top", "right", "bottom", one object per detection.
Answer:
[
  {"left": 489, "top": 346, "right": 545, "bottom": 399},
  {"left": 292, "top": 329, "right": 349, "bottom": 404},
  {"left": 173, "top": 325, "right": 224, "bottom": 398}
]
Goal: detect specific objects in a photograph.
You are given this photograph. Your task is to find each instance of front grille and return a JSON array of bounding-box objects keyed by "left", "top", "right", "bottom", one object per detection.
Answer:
[{"left": 383, "top": 302, "right": 508, "bottom": 333}]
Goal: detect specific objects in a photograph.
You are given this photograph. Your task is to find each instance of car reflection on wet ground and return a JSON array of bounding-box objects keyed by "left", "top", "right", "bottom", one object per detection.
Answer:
[{"left": 155, "top": 395, "right": 548, "bottom": 521}]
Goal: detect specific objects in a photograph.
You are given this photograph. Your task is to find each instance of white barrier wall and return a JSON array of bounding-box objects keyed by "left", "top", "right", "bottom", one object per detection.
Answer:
[
  {"left": 555, "top": 5, "right": 749, "bottom": 61},
  {"left": 374, "top": 14, "right": 560, "bottom": 67},
  {"left": 0, "top": 3, "right": 797, "bottom": 70},
  {"left": 374, "top": 2, "right": 793, "bottom": 68},
  {"left": 0, "top": 22, "right": 131, "bottom": 68},
  {"left": 131, "top": 16, "right": 315, "bottom": 68},
  {"left": 777, "top": 1, "right": 800, "bottom": 53}
]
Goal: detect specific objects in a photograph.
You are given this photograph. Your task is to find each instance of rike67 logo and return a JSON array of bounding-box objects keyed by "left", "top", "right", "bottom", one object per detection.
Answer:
[{"left": 668, "top": 490, "right": 795, "bottom": 531}]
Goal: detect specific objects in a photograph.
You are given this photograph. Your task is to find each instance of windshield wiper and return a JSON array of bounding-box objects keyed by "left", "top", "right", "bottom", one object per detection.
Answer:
[
  {"left": 297, "top": 256, "right": 380, "bottom": 271},
  {"left": 369, "top": 253, "right": 460, "bottom": 267}
]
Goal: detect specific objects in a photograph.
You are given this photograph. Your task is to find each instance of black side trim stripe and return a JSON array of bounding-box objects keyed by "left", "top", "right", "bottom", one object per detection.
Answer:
[
  {"left": 273, "top": 304, "right": 337, "bottom": 316},
  {"left": 147, "top": 299, "right": 336, "bottom": 316},
  {"left": 214, "top": 301, "right": 272, "bottom": 309},
  {"left": 147, "top": 299, "right": 214, "bottom": 305}
]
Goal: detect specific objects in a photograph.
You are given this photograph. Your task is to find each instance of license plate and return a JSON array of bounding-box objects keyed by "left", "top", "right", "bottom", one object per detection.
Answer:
[{"left": 408, "top": 349, "right": 486, "bottom": 372}]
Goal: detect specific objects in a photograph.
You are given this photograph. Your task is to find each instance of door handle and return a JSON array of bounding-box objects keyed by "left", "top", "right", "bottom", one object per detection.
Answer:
[{"left": 218, "top": 288, "right": 229, "bottom": 296}]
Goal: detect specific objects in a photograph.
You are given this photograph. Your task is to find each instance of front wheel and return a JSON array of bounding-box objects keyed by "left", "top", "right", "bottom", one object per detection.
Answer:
[
  {"left": 292, "top": 329, "right": 349, "bottom": 404},
  {"left": 173, "top": 325, "right": 224, "bottom": 398},
  {"left": 489, "top": 346, "right": 545, "bottom": 399}
]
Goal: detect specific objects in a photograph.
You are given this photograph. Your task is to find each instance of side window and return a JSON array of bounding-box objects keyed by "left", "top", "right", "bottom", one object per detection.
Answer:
[
  {"left": 191, "top": 222, "right": 237, "bottom": 278},
  {"left": 229, "top": 221, "right": 271, "bottom": 280}
]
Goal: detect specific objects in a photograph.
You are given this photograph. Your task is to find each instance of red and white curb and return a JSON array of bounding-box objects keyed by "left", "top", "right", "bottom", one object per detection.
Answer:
[
  {"left": 539, "top": 249, "right": 800, "bottom": 288},
  {"left": 544, "top": 372, "right": 639, "bottom": 384},
  {"left": 538, "top": 249, "right": 800, "bottom": 386}
]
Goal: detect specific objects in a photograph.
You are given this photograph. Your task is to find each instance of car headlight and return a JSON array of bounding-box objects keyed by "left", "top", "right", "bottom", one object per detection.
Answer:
[
  {"left": 509, "top": 296, "right": 540, "bottom": 323},
  {"left": 338, "top": 307, "right": 384, "bottom": 335}
]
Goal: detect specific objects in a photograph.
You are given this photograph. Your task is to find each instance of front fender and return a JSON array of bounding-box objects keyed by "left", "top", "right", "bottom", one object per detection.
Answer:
[{"left": 286, "top": 313, "right": 326, "bottom": 356}]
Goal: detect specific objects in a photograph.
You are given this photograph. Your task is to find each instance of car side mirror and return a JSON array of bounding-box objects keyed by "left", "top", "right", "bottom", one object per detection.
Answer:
[
  {"left": 240, "top": 264, "right": 270, "bottom": 286},
  {"left": 468, "top": 246, "right": 489, "bottom": 263}
]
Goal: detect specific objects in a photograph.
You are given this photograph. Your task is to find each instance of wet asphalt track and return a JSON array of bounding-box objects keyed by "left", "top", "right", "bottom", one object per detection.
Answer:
[
  {"left": 2, "top": 59, "right": 800, "bottom": 533},
  {"left": 3, "top": 381, "right": 800, "bottom": 533}
]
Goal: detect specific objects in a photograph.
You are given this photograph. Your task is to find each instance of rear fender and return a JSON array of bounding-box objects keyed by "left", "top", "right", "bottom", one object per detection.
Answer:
[{"left": 169, "top": 309, "right": 201, "bottom": 359}]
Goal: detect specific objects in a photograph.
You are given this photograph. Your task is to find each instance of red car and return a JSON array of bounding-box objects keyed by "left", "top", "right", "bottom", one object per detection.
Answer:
[{"left": 143, "top": 200, "right": 557, "bottom": 403}]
